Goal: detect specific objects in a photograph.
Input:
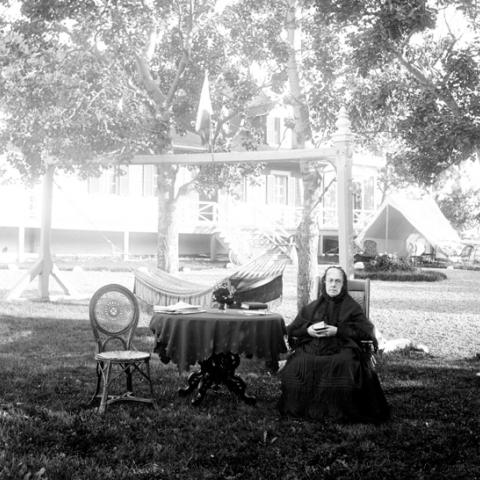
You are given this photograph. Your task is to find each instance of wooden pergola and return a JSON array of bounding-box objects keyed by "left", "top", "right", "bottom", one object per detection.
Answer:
[{"left": 5, "top": 108, "right": 355, "bottom": 301}]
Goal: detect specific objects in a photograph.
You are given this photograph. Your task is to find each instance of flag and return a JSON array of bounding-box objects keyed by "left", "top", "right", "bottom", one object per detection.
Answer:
[{"left": 195, "top": 71, "right": 213, "bottom": 147}]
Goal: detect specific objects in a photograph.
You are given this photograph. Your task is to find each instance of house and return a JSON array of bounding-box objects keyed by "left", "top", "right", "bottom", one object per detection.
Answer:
[{"left": 0, "top": 103, "right": 385, "bottom": 263}]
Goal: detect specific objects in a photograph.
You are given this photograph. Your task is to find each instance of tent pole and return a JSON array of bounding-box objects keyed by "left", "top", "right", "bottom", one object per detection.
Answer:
[{"left": 385, "top": 203, "right": 389, "bottom": 253}]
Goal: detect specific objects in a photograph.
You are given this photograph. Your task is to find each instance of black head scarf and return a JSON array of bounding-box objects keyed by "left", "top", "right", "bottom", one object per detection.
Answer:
[
  {"left": 320, "top": 266, "right": 348, "bottom": 303},
  {"left": 313, "top": 266, "right": 348, "bottom": 326}
]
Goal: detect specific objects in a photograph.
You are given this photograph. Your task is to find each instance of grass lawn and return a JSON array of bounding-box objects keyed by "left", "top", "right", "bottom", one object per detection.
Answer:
[{"left": 1, "top": 261, "right": 479, "bottom": 479}]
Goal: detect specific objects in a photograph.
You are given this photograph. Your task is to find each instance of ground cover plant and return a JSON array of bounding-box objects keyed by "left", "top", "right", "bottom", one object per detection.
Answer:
[
  {"left": 1, "top": 263, "right": 479, "bottom": 479},
  {"left": 355, "top": 269, "right": 447, "bottom": 282},
  {"left": 356, "top": 254, "right": 448, "bottom": 282}
]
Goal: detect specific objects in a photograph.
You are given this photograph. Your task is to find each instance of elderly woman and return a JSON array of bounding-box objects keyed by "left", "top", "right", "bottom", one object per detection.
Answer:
[{"left": 278, "top": 266, "right": 390, "bottom": 423}]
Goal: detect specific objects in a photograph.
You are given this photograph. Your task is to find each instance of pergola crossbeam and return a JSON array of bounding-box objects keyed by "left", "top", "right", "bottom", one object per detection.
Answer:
[
  {"left": 130, "top": 147, "right": 337, "bottom": 166},
  {"left": 4, "top": 109, "right": 354, "bottom": 301}
]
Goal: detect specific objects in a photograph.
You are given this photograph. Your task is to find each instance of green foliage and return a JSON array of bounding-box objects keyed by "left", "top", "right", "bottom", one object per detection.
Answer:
[
  {"left": 312, "top": 0, "right": 480, "bottom": 186},
  {"left": 357, "top": 254, "right": 448, "bottom": 281},
  {"left": 364, "top": 254, "right": 416, "bottom": 273},
  {"left": 356, "top": 269, "right": 447, "bottom": 282},
  {"left": 0, "top": 0, "right": 267, "bottom": 186},
  {"left": 437, "top": 186, "right": 480, "bottom": 232}
]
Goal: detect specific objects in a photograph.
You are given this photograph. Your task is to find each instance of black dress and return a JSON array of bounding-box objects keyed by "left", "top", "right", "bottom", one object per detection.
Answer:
[{"left": 278, "top": 290, "right": 390, "bottom": 423}]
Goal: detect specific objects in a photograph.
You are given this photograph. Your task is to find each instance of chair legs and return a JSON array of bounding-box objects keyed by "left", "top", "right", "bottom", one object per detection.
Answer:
[
  {"left": 99, "top": 361, "right": 112, "bottom": 414},
  {"left": 88, "top": 362, "right": 103, "bottom": 407},
  {"left": 91, "top": 359, "right": 156, "bottom": 414}
]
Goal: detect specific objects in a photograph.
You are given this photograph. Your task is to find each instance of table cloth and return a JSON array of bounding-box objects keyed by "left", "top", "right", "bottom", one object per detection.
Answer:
[{"left": 149, "top": 308, "right": 287, "bottom": 373}]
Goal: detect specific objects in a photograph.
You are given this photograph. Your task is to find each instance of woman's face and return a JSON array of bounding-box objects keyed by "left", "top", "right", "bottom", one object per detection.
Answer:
[{"left": 325, "top": 268, "right": 344, "bottom": 297}]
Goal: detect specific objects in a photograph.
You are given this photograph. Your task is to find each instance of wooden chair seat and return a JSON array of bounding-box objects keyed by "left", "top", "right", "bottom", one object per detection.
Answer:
[{"left": 95, "top": 351, "right": 151, "bottom": 362}]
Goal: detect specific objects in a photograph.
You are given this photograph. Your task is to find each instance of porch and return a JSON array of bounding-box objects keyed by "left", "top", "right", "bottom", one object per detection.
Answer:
[{"left": 0, "top": 185, "right": 375, "bottom": 262}]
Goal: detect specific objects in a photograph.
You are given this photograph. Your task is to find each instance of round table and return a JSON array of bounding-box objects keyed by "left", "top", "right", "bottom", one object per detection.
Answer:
[{"left": 149, "top": 308, "right": 287, "bottom": 405}]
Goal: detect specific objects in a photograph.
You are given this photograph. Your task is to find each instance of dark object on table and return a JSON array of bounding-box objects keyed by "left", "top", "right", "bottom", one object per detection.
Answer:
[
  {"left": 212, "top": 281, "right": 236, "bottom": 308},
  {"left": 88, "top": 284, "right": 156, "bottom": 414},
  {"left": 239, "top": 301, "right": 268, "bottom": 310}
]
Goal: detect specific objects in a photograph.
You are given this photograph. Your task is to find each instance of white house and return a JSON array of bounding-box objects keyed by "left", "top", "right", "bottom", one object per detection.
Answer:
[{"left": 0, "top": 104, "right": 385, "bottom": 263}]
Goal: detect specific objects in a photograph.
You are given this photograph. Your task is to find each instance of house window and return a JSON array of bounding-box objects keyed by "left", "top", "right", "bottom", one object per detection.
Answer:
[
  {"left": 87, "top": 176, "right": 100, "bottom": 194},
  {"left": 87, "top": 167, "right": 129, "bottom": 195},
  {"left": 473, "top": 246, "right": 480, "bottom": 263},
  {"left": 107, "top": 168, "right": 120, "bottom": 194},
  {"left": 240, "top": 177, "right": 248, "bottom": 202},
  {"left": 268, "top": 174, "right": 288, "bottom": 205},
  {"left": 352, "top": 176, "right": 376, "bottom": 211},
  {"left": 352, "top": 181, "right": 362, "bottom": 210},
  {"left": 363, "top": 176, "right": 375, "bottom": 210},
  {"left": 142, "top": 165, "right": 156, "bottom": 197},
  {"left": 274, "top": 117, "right": 281, "bottom": 145},
  {"left": 295, "top": 177, "right": 303, "bottom": 206},
  {"left": 250, "top": 114, "right": 267, "bottom": 144},
  {"left": 108, "top": 167, "right": 129, "bottom": 196}
]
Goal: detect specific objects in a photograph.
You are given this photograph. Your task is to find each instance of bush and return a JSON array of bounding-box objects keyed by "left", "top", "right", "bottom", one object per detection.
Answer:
[
  {"left": 355, "top": 269, "right": 447, "bottom": 281},
  {"left": 357, "top": 254, "right": 447, "bottom": 281},
  {"left": 363, "top": 254, "right": 416, "bottom": 273}
]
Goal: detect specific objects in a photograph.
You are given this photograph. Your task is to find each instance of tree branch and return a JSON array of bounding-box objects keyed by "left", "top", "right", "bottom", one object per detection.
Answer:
[
  {"left": 134, "top": 53, "right": 166, "bottom": 108},
  {"left": 176, "top": 174, "right": 198, "bottom": 199},
  {"left": 394, "top": 49, "right": 461, "bottom": 114},
  {"left": 164, "top": 2, "right": 194, "bottom": 107},
  {"left": 393, "top": 50, "right": 432, "bottom": 87}
]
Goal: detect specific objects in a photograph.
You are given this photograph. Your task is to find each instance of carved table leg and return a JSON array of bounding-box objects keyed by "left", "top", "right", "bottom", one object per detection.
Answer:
[
  {"left": 178, "top": 371, "right": 203, "bottom": 396},
  {"left": 192, "top": 372, "right": 214, "bottom": 405},
  {"left": 178, "top": 352, "right": 256, "bottom": 406},
  {"left": 224, "top": 374, "right": 256, "bottom": 405}
]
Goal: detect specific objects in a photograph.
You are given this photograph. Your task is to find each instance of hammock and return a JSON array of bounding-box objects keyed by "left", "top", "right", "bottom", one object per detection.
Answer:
[{"left": 133, "top": 250, "right": 290, "bottom": 307}]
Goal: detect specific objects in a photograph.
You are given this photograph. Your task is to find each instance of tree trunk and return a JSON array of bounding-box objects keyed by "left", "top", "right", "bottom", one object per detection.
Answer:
[
  {"left": 286, "top": 0, "right": 311, "bottom": 148},
  {"left": 156, "top": 164, "right": 179, "bottom": 273},
  {"left": 286, "top": 0, "right": 319, "bottom": 309},
  {"left": 295, "top": 162, "right": 322, "bottom": 309}
]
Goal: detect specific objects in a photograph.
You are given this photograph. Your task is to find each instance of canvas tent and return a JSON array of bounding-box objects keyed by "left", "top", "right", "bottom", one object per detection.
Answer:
[{"left": 355, "top": 194, "right": 462, "bottom": 259}]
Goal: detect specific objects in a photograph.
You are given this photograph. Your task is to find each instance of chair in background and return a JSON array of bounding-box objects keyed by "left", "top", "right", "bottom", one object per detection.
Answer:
[
  {"left": 341, "top": 278, "right": 376, "bottom": 366},
  {"left": 89, "top": 283, "right": 156, "bottom": 414},
  {"left": 363, "top": 240, "right": 378, "bottom": 259}
]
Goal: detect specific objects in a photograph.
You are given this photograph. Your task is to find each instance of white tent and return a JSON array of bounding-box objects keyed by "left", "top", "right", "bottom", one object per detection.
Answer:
[{"left": 355, "top": 194, "right": 463, "bottom": 259}]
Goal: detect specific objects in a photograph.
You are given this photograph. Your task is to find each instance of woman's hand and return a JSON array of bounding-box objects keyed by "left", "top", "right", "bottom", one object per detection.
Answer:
[{"left": 307, "top": 322, "right": 338, "bottom": 338}]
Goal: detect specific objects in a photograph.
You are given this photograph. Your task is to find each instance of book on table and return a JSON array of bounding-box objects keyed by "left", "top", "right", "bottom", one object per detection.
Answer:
[
  {"left": 153, "top": 301, "right": 205, "bottom": 314},
  {"left": 240, "top": 302, "right": 268, "bottom": 310}
]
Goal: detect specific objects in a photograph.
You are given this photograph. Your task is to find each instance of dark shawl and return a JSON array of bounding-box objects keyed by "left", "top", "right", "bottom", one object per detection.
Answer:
[{"left": 287, "top": 293, "right": 378, "bottom": 351}]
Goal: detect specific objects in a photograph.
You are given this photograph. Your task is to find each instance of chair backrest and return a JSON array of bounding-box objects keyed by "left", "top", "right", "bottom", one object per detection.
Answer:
[
  {"left": 89, "top": 284, "right": 140, "bottom": 353},
  {"left": 363, "top": 240, "right": 378, "bottom": 258},
  {"left": 315, "top": 276, "right": 370, "bottom": 318}
]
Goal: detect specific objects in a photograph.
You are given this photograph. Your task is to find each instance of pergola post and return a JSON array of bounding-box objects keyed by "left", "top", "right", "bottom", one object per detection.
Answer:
[
  {"left": 5, "top": 164, "right": 75, "bottom": 301},
  {"left": 333, "top": 107, "right": 354, "bottom": 278},
  {"left": 38, "top": 164, "right": 55, "bottom": 299}
]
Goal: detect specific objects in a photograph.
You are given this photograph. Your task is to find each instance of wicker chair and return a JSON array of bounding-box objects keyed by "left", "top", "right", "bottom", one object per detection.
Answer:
[{"left": 89, "top": 284, "right": 156, "bottom": 414}]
